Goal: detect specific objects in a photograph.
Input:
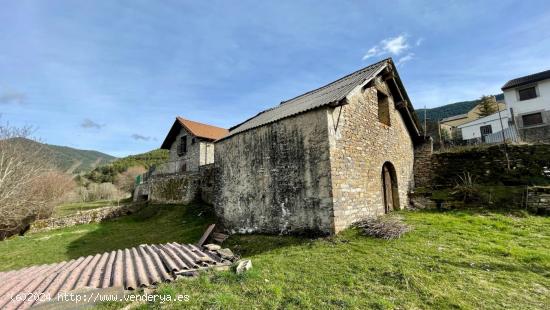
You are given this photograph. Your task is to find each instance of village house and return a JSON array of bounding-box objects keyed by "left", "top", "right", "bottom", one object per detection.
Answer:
[
  {"left": 134, "top": 117, "right": 227, "bottom": 203},
  {"left": 457, "top": 109, "right": 512, "bottom": 143},
  {"left": 158, "top": 117, "right": 228, "bottom": 173},
  {"left": 214, "top": 58, "right": 428, "bottom": 234},
  {"left": 502, "top": 69, "right": 550, "bottom": 143},
  {"left": 439, "top": 99, "right": 505, "bottom": 140}
]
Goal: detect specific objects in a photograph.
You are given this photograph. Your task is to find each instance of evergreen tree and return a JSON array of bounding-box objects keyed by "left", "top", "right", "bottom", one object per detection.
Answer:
[{"left": 476, "top": 95, "right": 498, "bottom": 117}]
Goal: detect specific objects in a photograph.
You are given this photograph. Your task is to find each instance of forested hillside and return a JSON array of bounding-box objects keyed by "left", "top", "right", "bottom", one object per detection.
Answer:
[
  {"left": 5, "top": 138, "right": 116, "bottom": 174},
  {"left": 85, "top": 149, "right": 169, "bottom": 183},
  {"left": 415, "top": 93, "right": 504, "bottom": 121}
]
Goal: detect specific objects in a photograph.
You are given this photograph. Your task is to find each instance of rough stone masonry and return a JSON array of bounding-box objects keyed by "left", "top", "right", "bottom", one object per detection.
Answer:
[{"left": 214, "top": 59, "right": 428, "bottom": 235}]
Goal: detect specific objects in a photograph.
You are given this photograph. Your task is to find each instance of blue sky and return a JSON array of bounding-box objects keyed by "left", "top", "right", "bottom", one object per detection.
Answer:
[{"left": 1, "top": 0, "right": 549, "bottom": 157}]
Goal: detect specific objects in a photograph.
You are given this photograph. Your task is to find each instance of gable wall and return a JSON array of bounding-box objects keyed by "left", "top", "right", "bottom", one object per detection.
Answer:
[
  {"left": 328, "top": 79, "right": 415, "bottom": 233},
  {"left": 168, "top": 127, "right": 201, "bottom": 171},
  {"left": 214, "top": 108, "right": 334, "bottom": 234}
]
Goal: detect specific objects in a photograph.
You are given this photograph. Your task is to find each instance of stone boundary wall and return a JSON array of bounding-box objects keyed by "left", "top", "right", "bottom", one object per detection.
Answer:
[
  {"left": 148, "top": 172, "right": 200, "bottom": 204},
  {"left": 30, "top": 203, "right": 143, "bottom": 233},
  {"left": 415, "top": 144, "right": 550, "bottom": 187},
  {"left": 413, "top": 138, "right": 434, "bottom": 188},
  {"left": 135, "top": 165, "right": 216, "bottom": 205},
  {"left": 527, "top": 186, "right": 550, "bottom": 214}
]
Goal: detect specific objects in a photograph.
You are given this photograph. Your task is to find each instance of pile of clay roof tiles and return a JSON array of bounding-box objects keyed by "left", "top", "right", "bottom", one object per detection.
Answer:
[{"left": 0, "top": 242, "right": 233, "bottom": 310}]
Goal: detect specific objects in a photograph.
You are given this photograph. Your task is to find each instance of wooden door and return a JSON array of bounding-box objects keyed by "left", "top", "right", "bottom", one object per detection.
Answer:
[{"left": 383, "top": 165, "right": 393, "bottom": 213}]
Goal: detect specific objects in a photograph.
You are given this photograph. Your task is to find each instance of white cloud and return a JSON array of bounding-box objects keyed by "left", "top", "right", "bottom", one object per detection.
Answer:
[
  {"left": 397, "top": 53, "right": 415, "bottom": 66},
  {"left": 362, "top": 34, "right": 422, "bottom": 63},
  {"left": 382, "top": 35, "right": 408, "bottom": 55}
]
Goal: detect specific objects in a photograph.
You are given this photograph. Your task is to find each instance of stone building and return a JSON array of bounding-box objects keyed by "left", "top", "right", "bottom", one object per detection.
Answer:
[
  {"left": 214, "top": 58, "right": 428, "bottom": 235},
  {"left": 133, "top": 117, "right": 227, "bottom": 204},
  {"left": 159, "top": 117, "right": 228, "bottom": 173}
]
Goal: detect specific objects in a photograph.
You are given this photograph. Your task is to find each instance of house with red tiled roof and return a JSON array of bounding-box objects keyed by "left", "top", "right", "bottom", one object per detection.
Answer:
[{"left": 159, "top": 117, "right": 228, "bottom": 173}]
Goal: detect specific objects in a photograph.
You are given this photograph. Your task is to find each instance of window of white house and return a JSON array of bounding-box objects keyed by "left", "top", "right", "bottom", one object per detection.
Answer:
[
  {"left": 517, "top": 86, "right": 537, "bottom": 101},
  {"left": 480, "top": 124, "right": 492, "bottom": 136},
  {"left": 377, "top": 91, "right": 391, "bottom": 126},
  {"left": 522, "top": 112, "right": 543, "bottom": 127},
  {"left": 178, "top": 135, "right": 187, "bottom": 155}
]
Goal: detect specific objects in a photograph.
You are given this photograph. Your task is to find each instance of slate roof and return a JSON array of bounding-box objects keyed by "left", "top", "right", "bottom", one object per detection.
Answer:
[
  {"left": 161, "top": 117, "right": 228, "bottom": 149},
  {"left": 0, "top": 242, "right": 231, "bottom": 310},
  {"left": 502, "top": 69, "right": 550, "bottom": 90},
  {"left": 225, "top": 58, "right": 391, "bottom": 138}
]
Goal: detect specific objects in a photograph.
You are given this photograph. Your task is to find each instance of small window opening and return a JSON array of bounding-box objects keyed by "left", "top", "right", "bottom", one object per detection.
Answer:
[
  {"left": 377, "top": 91, "right": 391, "bottom": 126},
  {"left": 522, "top": 112, "right": 543, "bottom": 127},
  {"left": 178, "top": 135, "right": 187, "bottom": 155},
  {"left": 518, "top": 86, "right": 537, "bottom": 101}
]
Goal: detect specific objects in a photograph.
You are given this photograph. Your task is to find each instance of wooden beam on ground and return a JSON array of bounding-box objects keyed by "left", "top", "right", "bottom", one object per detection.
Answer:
[{"left": 196, "top": 224, "right": 216, "bottom": 247}]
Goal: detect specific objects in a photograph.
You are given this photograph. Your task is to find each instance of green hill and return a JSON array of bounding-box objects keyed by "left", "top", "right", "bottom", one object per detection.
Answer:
[
  {"left": 415, "top": 93, "right": 504, "bottom": 122},
  {"left": 85, "top": 149, "right": 169, "bottom": 183},
  {"left": 5, "top": 138, "right": 116, "bottom": 174}
]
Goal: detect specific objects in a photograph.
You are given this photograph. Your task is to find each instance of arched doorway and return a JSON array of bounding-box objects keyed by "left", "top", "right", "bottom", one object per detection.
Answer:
[{"left": 381, "top": 162, "right": 399, "bottom": 213}]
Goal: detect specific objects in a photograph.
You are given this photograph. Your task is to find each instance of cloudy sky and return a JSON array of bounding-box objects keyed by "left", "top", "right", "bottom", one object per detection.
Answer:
[{"left": 1, "top": 1, "right": 549, "bottom": 156}]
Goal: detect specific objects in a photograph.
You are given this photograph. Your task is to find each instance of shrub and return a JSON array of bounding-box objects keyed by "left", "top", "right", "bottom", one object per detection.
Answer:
[
  {"left": 355, "top": 215, "right": 411, "bottom": 240},
  {"left": 451, "top": 172, "right": 483, "bottom": 203}
]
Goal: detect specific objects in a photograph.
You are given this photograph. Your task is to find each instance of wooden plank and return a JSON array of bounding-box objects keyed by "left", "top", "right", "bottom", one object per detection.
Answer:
[{"left": 196, "top": 224, "right": 215, "bottom": 247}]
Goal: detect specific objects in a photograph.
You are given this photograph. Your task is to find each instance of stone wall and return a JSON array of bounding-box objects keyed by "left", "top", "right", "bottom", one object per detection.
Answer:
[
  {"left": 527, "top": 186, "right": 550, "bottom": 214},
  {"left": 214, "top": 108, "right": 334, "bottom": 234},
  {"left": 148, "top": 173, "right": 200, "bottom": 204},
  {"left": 30, "top": 204, "right": 142, "bottom": 233},
  {"left": 168, "top": 126, "right": 201, "bottom": 172},
  {"left": 199, "top": 164, "right": 216, "bottom": 205},
  {"left": 519, "top": 124, "right": 550, "bottom": 144},
  {"left": 426, "top": 144, "right": 550, "bottom": 187},
  {"left": 327, "top": 79, "right": 415, "bottom": 233},
  {"left": 413, "top": 137, "right": 434, "bottom": 188}
]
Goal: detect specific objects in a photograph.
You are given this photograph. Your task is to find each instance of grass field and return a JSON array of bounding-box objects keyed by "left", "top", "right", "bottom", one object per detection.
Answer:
[
  {"left": 104, "top": 210, "right": 550, "bottom": 309},
  {"left": 0, "top": 203, "right": 215, "bottom": 271},
  {"left": 52, "top": 200, "right": 121, "bottom": 217},
  {"left": 0, "top": 204, "right": 548, "bottom": 309}
]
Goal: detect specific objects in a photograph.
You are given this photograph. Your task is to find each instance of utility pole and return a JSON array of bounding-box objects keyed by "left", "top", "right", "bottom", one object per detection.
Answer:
[
  {"left": 423, "top": 105, "right": 427, "bottom": 138},
  {"left": 497, "top": 105, "right": 511, "bottom": 170}
]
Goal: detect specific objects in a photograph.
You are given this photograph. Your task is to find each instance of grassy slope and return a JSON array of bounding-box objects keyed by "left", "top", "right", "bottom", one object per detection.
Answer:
[
  {"left": 1, "top": 206, "right": 548, "bottom": 309},
  {"left": 0, "top": 204, "right": 215, "bottom": 271},
  {"left": 117, "top": 210, "right": 547, "bottom": 309}
]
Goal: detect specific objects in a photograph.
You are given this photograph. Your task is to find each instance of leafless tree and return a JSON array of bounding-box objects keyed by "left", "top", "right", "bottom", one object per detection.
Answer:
[
  {"left": 115, "top": 166, "right": 146, "bottom": 195},
  {"left": 0, "top": 121, "right": 74, "bottom": 239}
]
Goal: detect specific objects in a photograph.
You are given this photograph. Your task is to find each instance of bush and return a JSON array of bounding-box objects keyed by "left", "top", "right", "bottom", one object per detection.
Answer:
[
  {"left": 355, "top": 215, "right": 411, "bottom": 240},
  {"left": 76, "top": 182, "right": 122, "bottom": 202},
  {"left": 451, "top": 172, "right": 483, "bottom": 203}
]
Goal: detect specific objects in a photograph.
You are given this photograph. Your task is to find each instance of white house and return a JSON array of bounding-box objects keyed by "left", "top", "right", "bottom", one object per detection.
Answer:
[
  {"left": 457, "top": 109, "right": 510, "bottom": 141},
  {"left": 502, "top": 69, "right": 550, "bottom": 143}
]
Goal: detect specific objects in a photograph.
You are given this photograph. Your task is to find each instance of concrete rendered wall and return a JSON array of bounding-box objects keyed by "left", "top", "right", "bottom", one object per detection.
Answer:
[
  {"left": 214, "top": 108, "right": 334, "bottom": 234},
  {"left": 327, "top": 80, "right": 415, "bottom": 233}
]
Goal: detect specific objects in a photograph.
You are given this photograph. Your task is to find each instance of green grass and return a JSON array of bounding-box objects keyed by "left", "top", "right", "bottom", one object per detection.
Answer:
[
  {"left": 1, "top": 205, "right": 548, "bottom": 309},
  {"left": 0, "top": 203, "right": 215, "bottom": 271},
  {"left": 105, "top": 210, "right": 549, "bottom": 309},
  {"left": 53, "top": 200, "right": 120, "bottom": 217}
]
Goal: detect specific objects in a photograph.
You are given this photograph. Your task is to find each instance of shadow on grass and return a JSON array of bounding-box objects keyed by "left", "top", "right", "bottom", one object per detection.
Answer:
[{"left": 65, "top": 203, "right": 216, "bottom": 259}]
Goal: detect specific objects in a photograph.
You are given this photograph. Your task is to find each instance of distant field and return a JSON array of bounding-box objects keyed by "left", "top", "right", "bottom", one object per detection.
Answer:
[{"left": 52, "top": 200, "right": 121, "bottom": 217}]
